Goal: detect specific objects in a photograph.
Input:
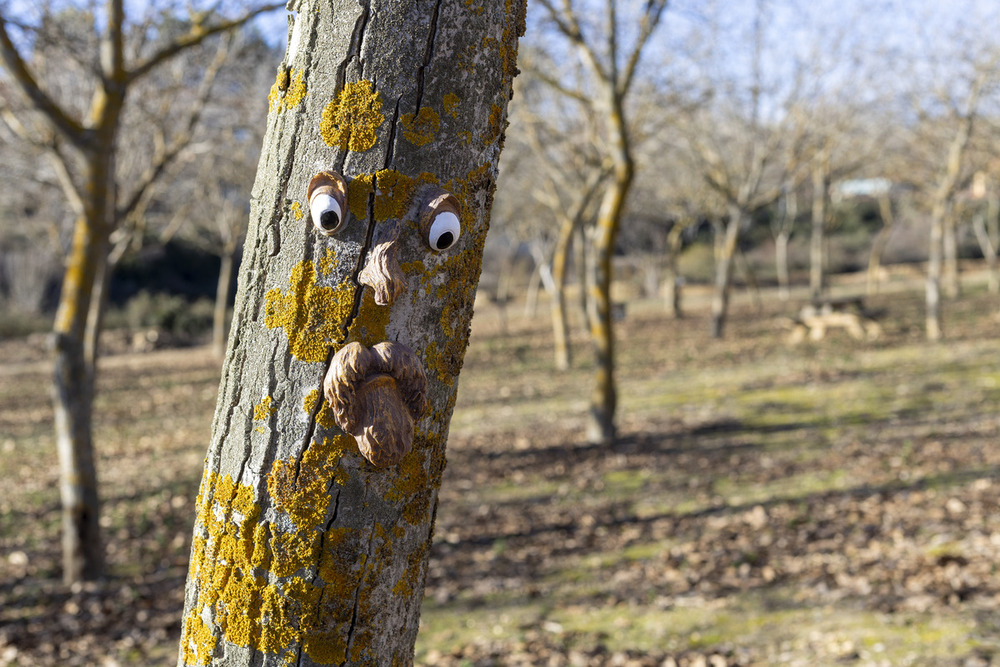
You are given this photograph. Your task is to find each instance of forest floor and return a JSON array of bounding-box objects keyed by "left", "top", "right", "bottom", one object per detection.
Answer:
[{"left": 2, "top": 270, "right": 1000, "bottom": 666}]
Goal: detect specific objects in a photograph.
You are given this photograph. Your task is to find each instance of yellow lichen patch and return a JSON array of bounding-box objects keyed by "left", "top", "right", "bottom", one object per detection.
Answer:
[
  {"left": 316, "top": 527, "right": 359, "bottom": 590},
  {"left": 393, "top": 540, "right": 427, "bottom": 597},
  {"left": 304, "top": 389, "right": 337, "bottom": 430},
  {"left": 290, "top": 200, "right": 304, "bottom": 221},
  {"left": 483, "top": 102, "right": 505, "bottom": 146},
  {"left": 400, "top": 106, "right": 441, "bottom": 146},
  {"left": 317, "top": 247, "right": 339, "bottom": 277},
  {"left": 341, "top": 289, "right": 392, "bottom": 349},
  {"left": 383, "top": 445, "right": 434, "bottom": 525},
  {"left": 263, "top": 261, "right": 355, "bottom": 363},
  {"left": 269, "top": 68, "right": 307, "bottom": 114},
  {"left": 443, "top": 92, "right": 461, "bottom": 118},
  {"left": 346, "top": 172, "right": 375, "bottom": 221},
  {"left": 372, "top": 169, "right": 419, "bottom": 221},
  {"left": 253, "top": 396, "right": 276, "bottom": 421},
  {"left": 181, "top": 456, "right": 365, "bottom": 665},
  {"left": 268, "top": 435, "right": 353, "bottom": 531},
  {"left": 320, "top": 79, "right": 384, "bottom": 152}
]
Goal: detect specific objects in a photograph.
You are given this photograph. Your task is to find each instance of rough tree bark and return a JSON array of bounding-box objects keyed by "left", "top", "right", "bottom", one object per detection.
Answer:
[{"left": 176, "top": 1, "right": 524, "bottom": 664}]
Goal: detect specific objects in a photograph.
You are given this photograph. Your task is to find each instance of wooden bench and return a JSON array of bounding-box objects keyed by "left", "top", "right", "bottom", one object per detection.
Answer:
[{"left": 788, "top": 297, "right": 881, "bottom": 343}]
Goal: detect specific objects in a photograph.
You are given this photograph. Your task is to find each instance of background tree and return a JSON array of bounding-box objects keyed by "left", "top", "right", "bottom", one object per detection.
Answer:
[
  {"left": 497, "top": 64, "right": 608, "bottom": 369},
  {"left": 533, "top": 0, "right": 667, "bottom": 444},
  {"left": 0, "top": 0, "right": 281, "bottom": 584},
  {"left": 177, "top": 0, "right": 525, "bottom": 663}
]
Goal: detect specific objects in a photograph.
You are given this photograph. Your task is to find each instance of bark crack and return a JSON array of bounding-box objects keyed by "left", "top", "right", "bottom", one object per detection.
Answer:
[
  {"left": 342, "top": 507, "right": 377, "bottom": 665},
  {"left": 414, "top": 0, "right": 443, "bottom": 113}
]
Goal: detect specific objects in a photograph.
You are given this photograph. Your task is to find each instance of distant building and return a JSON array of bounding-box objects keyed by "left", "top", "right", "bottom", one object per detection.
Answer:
[{"left": 830, "top": 178, "right": 893, "bottom": 203}]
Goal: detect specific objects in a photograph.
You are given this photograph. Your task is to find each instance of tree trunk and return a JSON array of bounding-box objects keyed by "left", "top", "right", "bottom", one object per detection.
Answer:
[
  {"left": 943, "top": 210, "right": 961, "bottom": 299},
  {"left": 585, "top": 95, "right": 634, "bottom": 446},
  {"left": 809, "top": 159, "right": 828, "bottom": 304},
  {"left": 177, "top": 2, "right": 524, "bottom": 664},
  {"left": 710, "top": 206, "right": 743, "bottom": 339},
  {"left": 212, "top": 245, "right": 235, "bottom": 359},
  {"left": 664, "top": 222, "right": 684, "bottom": 318},
  {"left": 577, "top": 223, "right": 595, "bottom": 332},
  {"left": 775, "top": 230, "right": 790, "bottom": 301},
  {"left": 867, "top": 192, "right": 895, "bottom": 296},
  {"left": 52, "top": 194, "right": 111, "bottom": 584},
  {"left": 927, "top": 204, "right": 946, "bottom": 341},
  {"left": 551, "top": 212, "right": 576, "bottom": 370},
  {"left": 972, "top": 208, "right": 999, "bottom": 293}
]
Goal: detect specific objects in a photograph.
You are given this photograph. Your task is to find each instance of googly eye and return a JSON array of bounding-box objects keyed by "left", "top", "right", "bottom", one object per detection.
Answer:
[
  {"left": 311, "top": 193, "right": 343, "bottom": 234},
  {"left": 306, "top": 171, "right": 348, "bottom": 236},
  {"left": 427, "top": 211, "right": 461, "bottom": 251},
  {"left": 419, "top": 189, "right": 462, "bottom": 253}
]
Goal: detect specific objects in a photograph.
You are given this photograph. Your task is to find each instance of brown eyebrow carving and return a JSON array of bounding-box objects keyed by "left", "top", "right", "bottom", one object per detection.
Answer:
[{"left": 323, "top": 341, "right": 428, "bottom": 467}]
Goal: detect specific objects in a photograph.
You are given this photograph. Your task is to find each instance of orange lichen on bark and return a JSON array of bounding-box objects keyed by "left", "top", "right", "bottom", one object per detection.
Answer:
[
  {"left": 400, "top": 106, "right": 441, "bottom": 146},
  {"left": 320, "top": 79, "right": 385, "bottom": 151},
  {"left": 304, "top": 389, "right": 338, "bottom": 430},
  {"left": 263, "top": 260, "right": 354, "bottom": 363},
  {"left": 443, "top": 93, "right": 461, "bottom": 118},
  {"left": 180, "top": 435, "right": 369, "bottom": 665},
  {"left": 253, "top": 396, "right": 276, "bottom": 421},
  {"left": 268, "top": 68, "right": 307, "bottom": 114}
]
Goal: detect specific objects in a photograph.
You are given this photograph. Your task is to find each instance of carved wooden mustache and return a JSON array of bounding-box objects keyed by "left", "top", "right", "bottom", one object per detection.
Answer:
[{"left": 323, "top": 341, "right": 428, "bottom": 467}]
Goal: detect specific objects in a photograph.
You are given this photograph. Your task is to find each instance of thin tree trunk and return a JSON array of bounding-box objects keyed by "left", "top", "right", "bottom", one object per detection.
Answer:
[
  {"left": 177, "top": 2, "right": 524, "bottom": 663},
  {"left": 585, "top": 83, "right": 634, "bottom": 445},
  {"left": 927, "top": 203, "right": 947, "bottom": 341},
  {"left": 586, "top": 169, "right": 630, "bottom": 445},
  {"left": 943, "top": 210, "right": 961, "bottom": 299},
  {"left": 664, "top": 222, "right": 684, "bottom": 318},
  {"left": 577, "top": 224, "right": 592, "bottom": 330},
  {"left": 775, "top": 230, "right": 790, "bottom": 301},
  {"left": 867, "top": 192, "right": 895, "bottom": 296},
  {"left": 212, "top": 245, "right": 235, "bottom": 359},
  {"left": 52, "top": 198, "right": 109, "bottom": 584},
  {"left": 710, "top": 206, "right": 743, "bottom": 339},
  {"left": 551, "top": 213, "right": 576, "bottom": 370},
  {"left": 972, "top": 209, "right": 999, "bottom": 293},
  {"left": 809, "top": 159, "right": 828, "bottom": 304}
]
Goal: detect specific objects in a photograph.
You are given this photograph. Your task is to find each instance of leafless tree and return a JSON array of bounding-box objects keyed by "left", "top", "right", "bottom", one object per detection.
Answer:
[
  {"left": 532, "top": 0, "right": 667, "bottom": 444},
  {"left": 0, "top": 0, "right": 281, "bottom": 584}
]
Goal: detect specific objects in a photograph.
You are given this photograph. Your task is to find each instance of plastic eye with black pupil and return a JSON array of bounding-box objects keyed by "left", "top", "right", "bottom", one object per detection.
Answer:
[
  {"left": 427, "top": 211, "right": 461, "bottom": 251},
  {"left": 311, "top": 192, "right": 344, "bottom": 233},
  {"left": 307, "top": 171, "right": 348, "bottom": 237},
  {"left": 419, "top": 189, "right": 462, "bottom": 253}
]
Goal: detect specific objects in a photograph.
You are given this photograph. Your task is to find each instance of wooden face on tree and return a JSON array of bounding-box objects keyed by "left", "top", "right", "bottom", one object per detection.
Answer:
[
  {"left": 304, "top": 170, "right": 462, "bottom": 467},
  {"left": 261, "top": 74, "right": 498, "bottom": 477}
]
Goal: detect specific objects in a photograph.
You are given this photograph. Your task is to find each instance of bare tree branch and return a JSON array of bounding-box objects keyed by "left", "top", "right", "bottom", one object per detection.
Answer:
[
  {"left": 0, "top": 14, "right": 90, "bottom": 149},
  {"left": 125, "top": 3, "right": 282, "bottom": 85},
  {"left": 117, "top": 33, "right": 232, "bottom": 221}
]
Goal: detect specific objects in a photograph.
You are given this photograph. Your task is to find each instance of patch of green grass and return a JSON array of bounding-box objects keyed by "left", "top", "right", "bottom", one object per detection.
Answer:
[
  {"left": 713, "top": 468, "right": 851, "bottom": 506},
  {"left": 418, "top": 587, "right": 980, "bottom": 663}
]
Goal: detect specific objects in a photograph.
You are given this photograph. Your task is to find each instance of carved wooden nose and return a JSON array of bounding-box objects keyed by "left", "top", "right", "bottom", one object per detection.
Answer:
[{"left": 358, "top": 219, "right": 406, "bottom": 306}]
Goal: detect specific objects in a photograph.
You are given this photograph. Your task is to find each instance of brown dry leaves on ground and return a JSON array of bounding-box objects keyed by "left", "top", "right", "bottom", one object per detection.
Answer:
[{"left": 2, "top": 282, "right": 1000, "bottom": 666}]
